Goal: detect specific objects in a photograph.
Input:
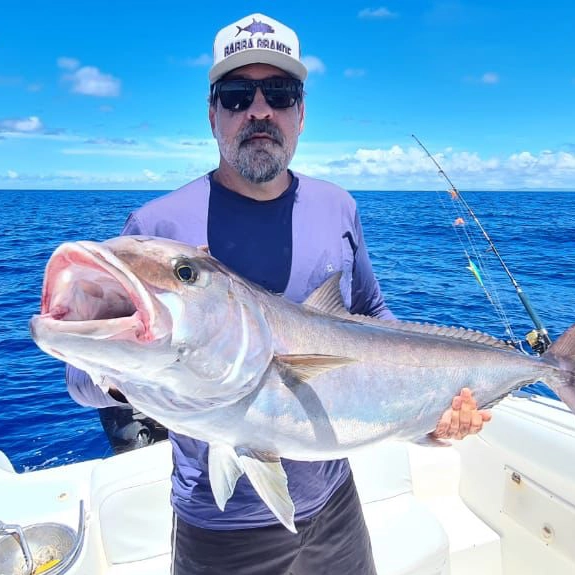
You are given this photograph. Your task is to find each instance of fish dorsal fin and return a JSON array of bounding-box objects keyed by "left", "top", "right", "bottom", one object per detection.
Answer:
[
  {"left": 361, "top": 318, "right": 515, "bottom": 350},
  {"left": 302, "top": 272, "right": 513, "bottom": 351},
  {"left": 274, "top": 354, "right": 357, "bottom": 383},
  {"left": 303, "top": 273, "right": 350, "bottom": 316},
  {"left": 237, "top": 448, "right": 296, "bottom": 533}
]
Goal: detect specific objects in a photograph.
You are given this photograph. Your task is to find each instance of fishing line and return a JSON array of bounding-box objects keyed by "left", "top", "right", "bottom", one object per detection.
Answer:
[
  {"left": 412, "top": 134, "right": 551, "bottom": 354},
  {"left": 434, "top": 188, "right": 519, "bottom": 345}
]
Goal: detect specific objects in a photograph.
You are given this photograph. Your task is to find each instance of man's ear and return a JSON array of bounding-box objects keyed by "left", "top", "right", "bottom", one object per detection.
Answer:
[{"left": 209, "top": 104, "right": 217, "bottom": 136}]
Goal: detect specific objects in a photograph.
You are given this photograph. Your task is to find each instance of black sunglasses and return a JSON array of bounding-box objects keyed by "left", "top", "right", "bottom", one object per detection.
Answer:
[{"left": 211, "top": 77, "right": 303, "bottom": 111}]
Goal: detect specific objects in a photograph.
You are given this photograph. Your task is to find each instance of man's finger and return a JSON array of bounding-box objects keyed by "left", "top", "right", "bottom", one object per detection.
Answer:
[
  {"left": 458, "top": 395, "right": 473, "bottom": 435},
  {"left": 469, "top": 410, "right": 485, "bottom": 434},
  {"left": 434, "top": 409, "right": 453, "bottom": 438},
  {"left": 460, "top": 387, "right": 477, "bottom": 409},
  {"left": 449, "top": 403, "right": 461, "bottom": 437},
  {"left": 481, "top": 410, "right": 492, "bottom": 423},
  {"left": 451, "top": 394, "right": 463, "bottom": 411}
]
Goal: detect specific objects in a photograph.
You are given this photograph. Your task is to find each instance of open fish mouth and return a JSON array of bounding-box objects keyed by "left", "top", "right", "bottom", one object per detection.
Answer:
[{"left": 33, "top": 241, "right": 161, "bottom": 342}]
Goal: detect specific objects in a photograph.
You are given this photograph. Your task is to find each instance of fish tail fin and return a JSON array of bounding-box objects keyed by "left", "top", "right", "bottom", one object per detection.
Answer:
[
  {"left": 235, "top": 26, "right": 243, "bottom": 36},
  {"left": 542, "top": 324, "right": 575, "bottom": 411}
]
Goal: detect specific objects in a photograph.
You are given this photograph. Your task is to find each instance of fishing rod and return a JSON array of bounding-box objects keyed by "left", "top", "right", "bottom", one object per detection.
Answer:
[{"left": 411, "top": 133, "right": 552, "bottom": 355}]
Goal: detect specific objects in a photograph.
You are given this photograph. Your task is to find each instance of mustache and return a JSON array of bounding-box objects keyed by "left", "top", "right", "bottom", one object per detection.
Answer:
[{"left": 239, "top": 120, "right": 284, "bottom": 145}]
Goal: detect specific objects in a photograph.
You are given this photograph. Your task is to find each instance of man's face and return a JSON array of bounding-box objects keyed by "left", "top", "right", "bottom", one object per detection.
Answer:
[{"left": 209, "top": 63, "right": 305, "bottom": 184}]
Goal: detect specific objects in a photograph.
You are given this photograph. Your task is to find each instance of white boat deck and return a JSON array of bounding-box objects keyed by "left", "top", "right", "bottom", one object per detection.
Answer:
[{"left": 1, "top": 394, "right": 574, "bottom": 575}]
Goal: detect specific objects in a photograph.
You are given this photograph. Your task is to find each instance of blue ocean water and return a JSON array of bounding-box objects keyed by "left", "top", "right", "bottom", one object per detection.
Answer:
[{"left": 1, "top": 189, "right": 574, "bottom": 472}]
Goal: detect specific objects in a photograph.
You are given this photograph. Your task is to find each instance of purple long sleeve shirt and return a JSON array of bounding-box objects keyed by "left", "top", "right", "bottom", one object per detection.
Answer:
[{"left": 67, "top": 171, "right": 394, "bottom": 529}]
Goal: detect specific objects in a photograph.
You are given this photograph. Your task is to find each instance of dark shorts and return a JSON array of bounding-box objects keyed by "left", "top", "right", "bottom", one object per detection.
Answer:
[{"left": 171, "top": 473, "right": 377, "bottom": 575}]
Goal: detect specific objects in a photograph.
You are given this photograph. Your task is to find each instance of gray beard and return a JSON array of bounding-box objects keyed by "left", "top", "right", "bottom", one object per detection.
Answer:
[
  {"left": 219, "top": 118, "right": 293, "bottom": 184},
  {"left": 234, "top": 142, "right": 288, "bottom": 183}
]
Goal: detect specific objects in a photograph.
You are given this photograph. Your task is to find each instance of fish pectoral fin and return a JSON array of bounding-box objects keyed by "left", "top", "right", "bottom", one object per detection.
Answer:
[
  {"left": 274, "top": 354, "right": 357, "bottom": 383},
  {"left": 237, "top": 448, "right": 296, "bottom": 533},
  {"left": 208, "top": 443, "right": 244, "bottom": 511}
]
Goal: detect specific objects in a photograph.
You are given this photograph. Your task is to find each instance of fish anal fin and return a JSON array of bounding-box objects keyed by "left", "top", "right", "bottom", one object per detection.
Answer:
[
  {"left": 274, "top": 354, "right": 357, "bottom": 383},
  {"left": 208, "top": 443, "right": 244, "bottom": 511},
  {"left": 237, "top": 448, "right": 296, "bottom": 533}
]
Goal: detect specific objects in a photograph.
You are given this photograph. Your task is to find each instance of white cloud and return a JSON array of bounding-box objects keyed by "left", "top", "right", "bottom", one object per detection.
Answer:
[
  {"left": 62, "top": 136, "right": 218, "bottom": 160},
  {"left": 84, "top": 137, "right": 138, "bottom": 146},
  {"left": 143, "top": 169, "right": 161, "bottom": 181},
  {"left": 7, "top": 170, "right": 18, "bottom": 179},
  {"left": 57, "top": 57, "right": 80, "bottom": 70},
  {"left": 508, "top": 151, "right": 537, "bottom": 169},
  {"left": 4, "top": 129, "right": 574, "bottom": 190},
  {"left": 358, "top": 7, "right": 398, "bottom": 19},
  {"left": 344, "top": 69, "right": 367, "bottom": 78},
  {"left": 481, "top": 72, "right": 499, "bottom": 84},
  {"left": 0, "top": 130, "right": 81, "bottom": 142},
  {"left": 69, "top": 67, "right": 121, "bottom": 97},
  {"left": 156, "top": 137, "right": 214, "bottom": 150},
  {"left": 60, "top": 59, "right": 121, "bottom": 97},
  {"left": 0, "top": 168, "right": 192, "bottom": 190},
  {"left": 292, "top": 144, "right": 575, "bottom": 190},
  {"left": 0, "top": 116, "right": 43, "bottom": 133},
  {"left": 556, "top": 151, "right": 575, "bottom": 169},
  {"left": 51, "top": 169, "right": 176, "bottom": 187},
  {"left": 183, "top": 54, "right": 212, "bottom": 67},
  {"left": 301, "top": 55, "right": 326, "bottom": 75},
  {"left": 464, "top": 72, "right": 500, "bottom": 85}
]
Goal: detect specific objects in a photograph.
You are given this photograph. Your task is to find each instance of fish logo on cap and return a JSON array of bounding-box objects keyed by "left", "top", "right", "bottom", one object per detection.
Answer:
[{"left": 235, "top": 18, "right": 275, "bottom": 37}]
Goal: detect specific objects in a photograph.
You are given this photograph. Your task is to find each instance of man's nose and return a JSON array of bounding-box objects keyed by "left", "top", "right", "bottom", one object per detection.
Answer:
[{"left": 248, "top": 87, "right": 272, "bottom": 119}]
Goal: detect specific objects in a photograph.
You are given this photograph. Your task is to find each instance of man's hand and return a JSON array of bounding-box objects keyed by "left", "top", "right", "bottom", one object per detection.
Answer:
[{"left": 432, "top": 387, "right": 492, "bottom": 440}]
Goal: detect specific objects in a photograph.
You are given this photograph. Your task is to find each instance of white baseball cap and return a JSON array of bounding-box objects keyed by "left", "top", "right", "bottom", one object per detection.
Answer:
[{"left": 209, "top": 13, "right": 308, "bottom": 84}]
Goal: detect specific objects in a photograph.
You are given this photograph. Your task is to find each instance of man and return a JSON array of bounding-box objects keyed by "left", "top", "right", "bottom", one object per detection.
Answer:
[{"left": 67, "top": 13, "right": 491, "bottom": 574}]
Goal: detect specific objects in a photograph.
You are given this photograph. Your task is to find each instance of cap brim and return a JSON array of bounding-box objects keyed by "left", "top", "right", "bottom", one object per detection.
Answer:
[{"left": 209, "top": 49, "right": 307, "bottom": 83}]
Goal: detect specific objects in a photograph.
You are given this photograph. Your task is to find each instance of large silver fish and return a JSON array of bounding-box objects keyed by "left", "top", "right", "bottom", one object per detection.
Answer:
[{"left": 30, "top": 236, "right": 575, "bottom": 532}]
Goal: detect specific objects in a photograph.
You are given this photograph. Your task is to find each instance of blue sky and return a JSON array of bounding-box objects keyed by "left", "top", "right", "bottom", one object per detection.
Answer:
[{"left": 1, "top": 0, "right": 574, "bottom": 190}]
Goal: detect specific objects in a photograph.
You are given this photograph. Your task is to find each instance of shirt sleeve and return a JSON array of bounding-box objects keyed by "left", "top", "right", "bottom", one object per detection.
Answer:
[
  {"left": 349, "top": 210, "right": 396, "bottom": 320},
  {"left": 65, "top": 212, "right": 144, "bottom": 408},
  {"left": 121, "top": 213, "right": 144, "bottom": 235},
  {"left": 66, "top": 365, "right": 126, "bottom": 408}
]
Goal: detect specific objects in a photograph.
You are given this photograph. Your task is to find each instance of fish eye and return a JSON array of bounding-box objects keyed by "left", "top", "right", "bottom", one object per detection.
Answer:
[{"left": 174, "top": 259, "right": 198, "bottom": 283}]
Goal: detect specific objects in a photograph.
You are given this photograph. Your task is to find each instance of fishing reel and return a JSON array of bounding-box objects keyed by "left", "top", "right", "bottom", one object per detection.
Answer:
[{"left": 525, "top": 329, "right": 552, "bottom": 355}]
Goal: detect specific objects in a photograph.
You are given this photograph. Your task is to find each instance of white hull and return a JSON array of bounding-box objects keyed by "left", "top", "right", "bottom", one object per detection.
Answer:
[{"left": 1, "top": 394, "right": 574, "bottom": 575}]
